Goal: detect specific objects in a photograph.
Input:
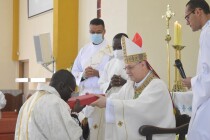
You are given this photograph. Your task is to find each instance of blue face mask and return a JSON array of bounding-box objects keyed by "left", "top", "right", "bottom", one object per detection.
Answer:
[{"left": 90, "top": 34, "right": 103, "bottom": 45}]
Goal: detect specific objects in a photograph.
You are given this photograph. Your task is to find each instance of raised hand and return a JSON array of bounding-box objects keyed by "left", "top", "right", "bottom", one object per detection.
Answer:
[{"left": 84, "top": 66, "right": 99, "bottom": 78}]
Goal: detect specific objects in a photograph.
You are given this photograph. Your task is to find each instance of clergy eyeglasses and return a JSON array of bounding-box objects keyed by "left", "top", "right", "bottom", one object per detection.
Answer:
[
  {"left": 68, "top": 86, "right": 76, "bottom": 94},
  {"left": 185, "top": 9, "right": 195, "bottom": 21}
]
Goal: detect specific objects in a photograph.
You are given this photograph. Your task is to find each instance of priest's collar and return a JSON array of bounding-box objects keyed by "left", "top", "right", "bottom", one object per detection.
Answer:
[
  {"left": 36, "top": 83, "right": 60, "bottom": 98},
  {"left": 134, "top": 70, "right": 152, "bottom": 89},
  {"left": 202, "top": 19, "right": 210, "bottom": 31}
]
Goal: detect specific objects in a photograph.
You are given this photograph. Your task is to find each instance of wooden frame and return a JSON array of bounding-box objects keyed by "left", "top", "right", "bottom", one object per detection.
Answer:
[{"left": 28, "top": 0, "right": 53, "bottom": 18}]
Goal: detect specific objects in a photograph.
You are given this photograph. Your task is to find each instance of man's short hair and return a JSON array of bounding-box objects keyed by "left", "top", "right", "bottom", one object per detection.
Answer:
[
  {"left": 186, "top": 0, "right": 210, "bottom": 14},
  {"left": 90, "top": 18, "right": 105, "bottom": 28},
  {"left": 50, "top": 69, "right": 76, "bottom": 90},
  {"left": 113, "top": 33, "right": 128, "bottom": 40}
]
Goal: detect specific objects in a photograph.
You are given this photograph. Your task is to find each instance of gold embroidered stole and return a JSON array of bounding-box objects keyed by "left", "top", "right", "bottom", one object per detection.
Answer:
[
  {"left": 18, "top": 91, "right": 45, "bottom": 140},
  {"left": 84, "top": 45, "right": 112, "bottom": 68},
  {"left": 133, "top": 72, "right": 156, "bottom": 99}
]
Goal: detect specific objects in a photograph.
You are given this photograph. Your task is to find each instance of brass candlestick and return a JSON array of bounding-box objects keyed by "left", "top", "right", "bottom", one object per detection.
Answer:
[
  {"left": 162, "top": 5, "right": 175, "bottom": 91},
  {"left": 172, "top": 45, "right": 186, "bottom": 92}
]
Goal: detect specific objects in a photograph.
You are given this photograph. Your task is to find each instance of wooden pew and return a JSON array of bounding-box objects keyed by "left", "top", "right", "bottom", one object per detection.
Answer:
[
  {"left": 0, "top": 112, "right": 18, "bottom": 140},
  {"left": 1, "top": 111, "right": 18, "bottom": 118},
  {"left": 1, "top": 93, "right": 23, "bottom": 112}
]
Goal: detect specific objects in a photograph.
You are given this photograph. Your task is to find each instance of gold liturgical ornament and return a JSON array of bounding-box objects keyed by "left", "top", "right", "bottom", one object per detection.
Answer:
[
  {"left": 172, "top": 21, "right": 186, "bottom": 92},
  {"left": 162, "top": 5, "right": 186, "bottom": 92},
  {"left": 162, "top": 5, "right": 175, "bottom": 90}
]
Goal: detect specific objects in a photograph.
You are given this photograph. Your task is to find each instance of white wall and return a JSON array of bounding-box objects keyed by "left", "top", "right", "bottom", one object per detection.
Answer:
[
  {"left": 78, "top": 0, "right": 200, "bottom": 89},
  {"left": 127, "top": 0, "right": 200, "bottom": 89},
  {"left": 101, "top": 0, "right": 127, "bottom": 43},
  {"left": 0, "top": 0, "right": 18, "bottom": 89},
  {"left": 78, "top": 0, "right": 97, "bottom": 49},
  {"left": 0, "top": 0, "right": 205, "bottom": 91},
  {"left": 19, "top": 0, "right": 53, "bottom": 89},
  {"left": 78, "top": 0, "right": 127, "bottom": 49}
]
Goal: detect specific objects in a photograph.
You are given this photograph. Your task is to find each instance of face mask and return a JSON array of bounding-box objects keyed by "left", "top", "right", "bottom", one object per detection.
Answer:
[
  {"left": 91, "top": 33, "right": 103, "bottom": 45},
  {"left": 114, "top": 50, "right": 124, "bottom": 60}
]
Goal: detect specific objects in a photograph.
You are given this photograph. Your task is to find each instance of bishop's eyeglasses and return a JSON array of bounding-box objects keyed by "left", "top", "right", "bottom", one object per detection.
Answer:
[{"left": 124, "top": 62, "right": 140, "bottom": 71}]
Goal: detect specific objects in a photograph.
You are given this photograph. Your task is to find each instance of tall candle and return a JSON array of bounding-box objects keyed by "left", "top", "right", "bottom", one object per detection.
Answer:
[
  {"left": 174, "top": 21, "right": 178, "bottom": 45},
  {"left": 174, "top": 21, "right": 182, "bottom": 45},
  {"left": 178, "top": 24, "right": 182, "bottom": 45}
]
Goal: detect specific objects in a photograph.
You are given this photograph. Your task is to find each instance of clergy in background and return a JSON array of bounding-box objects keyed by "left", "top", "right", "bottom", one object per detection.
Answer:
[
  {"left": 182, "top": 0, "right": 210, "bottom": 139},
  {"left": 91, "top": 34, "right": 176, "bottom": 140},
  {"left": 99, "top": 33, "right": 129, "bottom": 96},
  {"left": 71, "top": 18, "right": 112, "bottom": 140}
]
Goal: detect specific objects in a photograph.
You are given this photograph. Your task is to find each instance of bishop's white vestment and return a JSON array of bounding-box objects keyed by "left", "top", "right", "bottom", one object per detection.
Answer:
[
  {"left": 105, "top": 78, "right": 176, "bottom": 140},
  {"left": 97, "top": 57, "right": 128, "bottom": 140}
]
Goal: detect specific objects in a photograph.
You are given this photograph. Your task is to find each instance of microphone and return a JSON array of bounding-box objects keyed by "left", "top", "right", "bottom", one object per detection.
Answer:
[{"left": 175, "top": 59, "right": 186, "bottom": 79}]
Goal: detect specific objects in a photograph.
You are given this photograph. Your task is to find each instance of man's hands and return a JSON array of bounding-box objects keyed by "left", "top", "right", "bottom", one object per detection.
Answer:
[
  {"left": 90, "top": 94, "right": 107, "bottom": 108},
  {"left": 84, "top": 66, "right": 99, "bottom": 78},
  {"left": 110, "top": 75, "right": 127, "bottom": 87},
  {"left": 181, "top": 77, "right": 192, "bottom": 89},
  {"left": 71, "top": 99, "right": 85, "bottom": 113}
]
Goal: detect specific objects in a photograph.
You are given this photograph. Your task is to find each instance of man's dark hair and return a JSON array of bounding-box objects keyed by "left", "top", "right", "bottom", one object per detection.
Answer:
[
  {"left": 112, "top": 33, "right": 128, "bottom": 50},
  {"left": 50, "top": 69, "right": 76, "bottom": 101},
  {"left": 50, "top": 69, "right": 76, "bottom": 89},
  {"left": 186, "top": 0, "right": 210, "bottom": 14},
  {"left": 113, "top": 33, "right": 128, "bottom": 40},
  {"left": 90, "top": 18, "right": 105, "bottom": 28}
]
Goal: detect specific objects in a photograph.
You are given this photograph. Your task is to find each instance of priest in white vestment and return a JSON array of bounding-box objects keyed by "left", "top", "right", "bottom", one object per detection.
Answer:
[
  {"left": 92, "top": 35, "right": 176, "bottom": 140},
  {"left": 99, "top": 33, "right": 129, "bottom": 96},
  {"left": 71, "top": 18, "right": 112, "bottom": 140},
  {"left": 15, "top": 70, "right": 87, "bottom": 140},
  {"left": 182, "top": 1, "right": 210, "bottom": 139}
]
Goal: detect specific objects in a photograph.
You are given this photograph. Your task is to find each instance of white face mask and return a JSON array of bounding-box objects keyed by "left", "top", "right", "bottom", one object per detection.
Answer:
[{"left": 113, "top": 50, "right": 124, "bottom": 60}]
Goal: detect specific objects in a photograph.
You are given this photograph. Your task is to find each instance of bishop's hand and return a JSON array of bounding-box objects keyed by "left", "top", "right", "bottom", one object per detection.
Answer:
[{"left": 90, "top": 94, "right": 106, "bottom": 108}]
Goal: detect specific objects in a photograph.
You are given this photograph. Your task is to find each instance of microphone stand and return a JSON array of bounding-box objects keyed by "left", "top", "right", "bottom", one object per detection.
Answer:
[
  {"left": 172, "top": 45, "right": 186, "bottom": 92},
  {"left": 41, "top": 57, "right": 56, "bottom": 74}
]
